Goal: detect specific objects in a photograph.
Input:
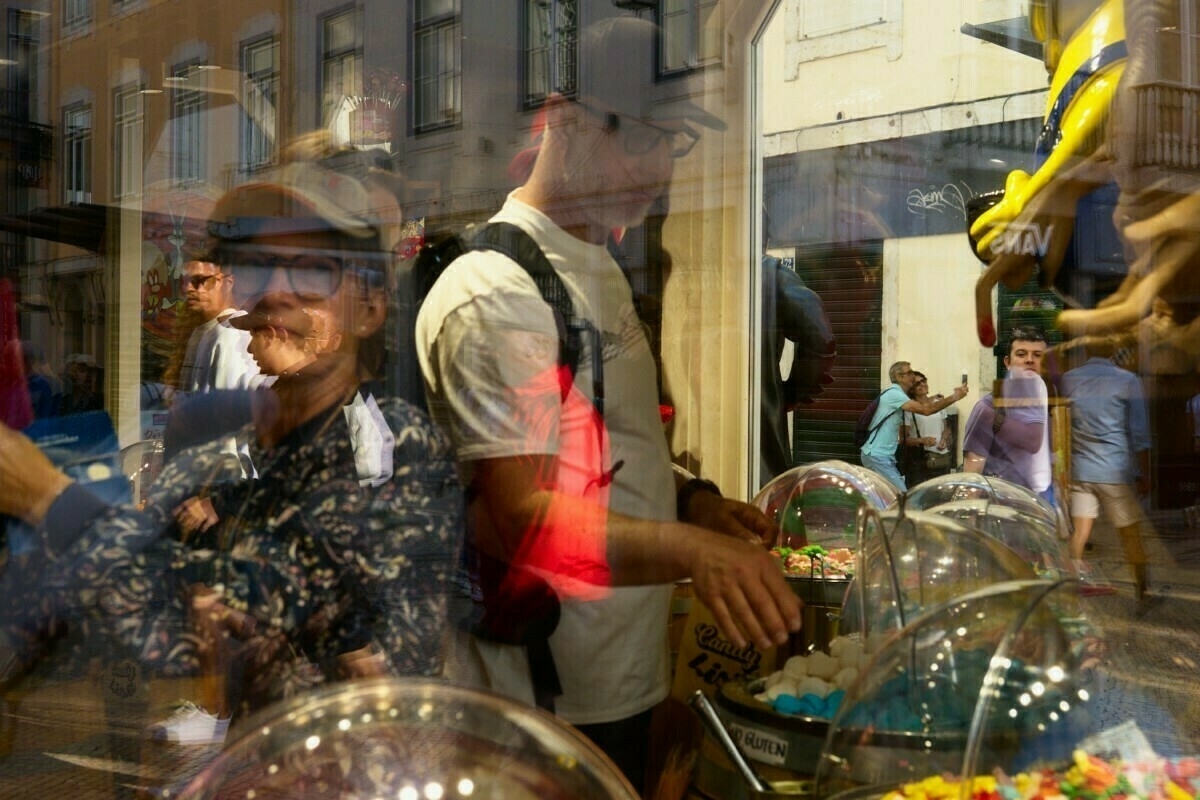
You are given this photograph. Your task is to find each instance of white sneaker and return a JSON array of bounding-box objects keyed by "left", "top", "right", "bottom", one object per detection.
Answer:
[{"left": 145, "top": 701, "right": 230, "bottom": 745}]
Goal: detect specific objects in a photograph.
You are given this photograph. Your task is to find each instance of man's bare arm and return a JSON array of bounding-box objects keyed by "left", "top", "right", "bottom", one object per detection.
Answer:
[
  {"left": 902, "top": 384, "right": 968, "bottom": 416},
  {"left": 472, "top": 454, "right": 801, "bottom": 651}
]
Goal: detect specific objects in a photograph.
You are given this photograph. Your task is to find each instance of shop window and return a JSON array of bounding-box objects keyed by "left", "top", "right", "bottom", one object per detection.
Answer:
[
  {"left": 63, "top": 0, "right": 92, "bottom": 30},
  {"left": 242, "top": 36, "right": 279, "bottom": 172},
  {"left": 524, "top": 0, "right": 577, "bottom": 107},
  {"left": 113, "top": 83, "right": 142, "bottom": 199},
  {"left": 6, "top": 9, "right": 39, "bottom": 122},
  {"left": 63, "top": 103, "right": 92, "bottom": 204},
  {"left": 171, "top": 61, "right": 206, "bottom": 185},
  {"left": 321, "top": 8, "right": 363, "bottom": 128},
  {"left": 413, "top": 0, "right": 460, "bottom": 132},
  {"left": 660, "top": 0, "right": 721, "bottom": 75},
  {"left": 783, "top": 0, "right": 901, "bottom": 68}
]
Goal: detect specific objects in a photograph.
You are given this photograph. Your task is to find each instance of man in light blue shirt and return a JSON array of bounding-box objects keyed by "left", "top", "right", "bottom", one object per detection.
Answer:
[
  {"left": 1061, "top": 336, "right": 1152, "bottom": 599},
  {"left": 861, "top": 360, "right": 967, "bottom": 490}
]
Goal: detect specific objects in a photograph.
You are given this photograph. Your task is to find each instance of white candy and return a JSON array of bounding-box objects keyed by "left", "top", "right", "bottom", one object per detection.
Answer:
[
  {"left": 829, "top": 637, "right": 846, "bottom": 659},
  {"left": 795, "top": 676, "right": 831, "bottom": 699},
  {"left": 805, "top": 651, "right": 839, "bottom": 680},
  {"left": 833, "top": 667, "right": 859, "bottom": 691},
  {"left": 764, "top": 680, "right": 798, "bottom": 701},
  {"left": 782, "top": 656, "right": 809, "bottom": 679},
  {"left": 837, "top": 640, "right": 864, "bottom": 669},
  {"left": 765, "top": 670, "right": 788, "bottom": 690}
]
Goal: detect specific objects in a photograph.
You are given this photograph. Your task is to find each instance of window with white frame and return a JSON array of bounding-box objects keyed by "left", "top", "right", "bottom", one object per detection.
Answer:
[
  {"left": 113, "top": 84, "right": 142, "bottom": 199},
  {"left": 63, "top": 0, "right": 92, "bottom": 29},
  {"left": 783, "top": 0, "right": 901, "bottom": 70},
  {"left": 171, "top": 62, "right": 206, "bottom": 184},
  {"left": 525, "top": 0, "right": 576, "bottom": 107},
  {"left": 660, "top": 0, "right": 721, "bottom": 74},
  {"left": 64, "top": 104, "right": 92, "bottom": 204},
  {"left": 1153, "top": 0, "right": 1200, "bottom": 86},
  {"left": 242, "top": 36, "right": 279, "bottom": 172},
  {"left": 321, "top": 8, "right": 362, "bottom": 127},
  {"left": 413, "top": 0, "right": 460, "bottom": 131}
]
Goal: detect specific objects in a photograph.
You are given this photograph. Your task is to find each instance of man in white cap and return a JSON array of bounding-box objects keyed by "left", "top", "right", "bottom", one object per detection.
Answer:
[{"left": 416, "top": 16, "right": 799, "bottom": 790}]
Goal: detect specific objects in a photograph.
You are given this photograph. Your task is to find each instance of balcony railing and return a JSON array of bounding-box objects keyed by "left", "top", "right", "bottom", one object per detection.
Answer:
[{"left": 1134, "top": 83, "right": 1200, "bottom": 170}]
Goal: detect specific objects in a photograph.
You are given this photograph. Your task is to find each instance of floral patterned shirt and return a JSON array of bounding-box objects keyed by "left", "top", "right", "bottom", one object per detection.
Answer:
[{"left": 9, "top": 392, "right": 463, "bottom": 713}]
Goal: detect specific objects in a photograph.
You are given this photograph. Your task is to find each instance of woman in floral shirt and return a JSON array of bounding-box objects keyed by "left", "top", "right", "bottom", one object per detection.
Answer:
[{"left": 0, "top": 161, "right": 463, "bottom": 717}]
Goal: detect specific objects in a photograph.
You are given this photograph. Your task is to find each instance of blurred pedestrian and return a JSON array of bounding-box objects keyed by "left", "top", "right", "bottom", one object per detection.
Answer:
[{"left": 1062, "top": 335, "right": 1153, "bottom": 599}]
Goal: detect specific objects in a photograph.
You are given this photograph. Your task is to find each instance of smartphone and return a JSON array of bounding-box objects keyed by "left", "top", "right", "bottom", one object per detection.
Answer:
[{"left": 961, "top": 372, "right": 968, "bottom": 385}]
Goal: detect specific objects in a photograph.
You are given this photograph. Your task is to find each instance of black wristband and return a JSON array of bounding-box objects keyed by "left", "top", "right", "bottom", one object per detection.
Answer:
[{"left": 677, "top": 478, "right": 721, "bottom": 522}]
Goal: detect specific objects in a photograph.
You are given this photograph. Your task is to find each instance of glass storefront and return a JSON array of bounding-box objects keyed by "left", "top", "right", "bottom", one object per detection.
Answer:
[{"left": 0, "top": 0, "right": 1197, "bottom": 796}]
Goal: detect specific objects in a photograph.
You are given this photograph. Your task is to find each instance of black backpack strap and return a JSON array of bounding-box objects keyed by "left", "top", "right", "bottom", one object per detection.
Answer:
[
  {"left": 463, "top": 222, "right": 605, "bottom": 417},
  {"left": 865, "top": 391, "right": 901, "bottom": 444}
]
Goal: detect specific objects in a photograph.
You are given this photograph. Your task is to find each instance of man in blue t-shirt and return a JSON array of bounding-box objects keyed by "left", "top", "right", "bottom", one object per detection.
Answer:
[{"left": 861, "top": 360, "right": 968, "bottom": 490}]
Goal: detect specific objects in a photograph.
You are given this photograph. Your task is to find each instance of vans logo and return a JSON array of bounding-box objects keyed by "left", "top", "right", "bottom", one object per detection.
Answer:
[{"left": 988, "top": 222, "right": 1054, "bottom": 258}]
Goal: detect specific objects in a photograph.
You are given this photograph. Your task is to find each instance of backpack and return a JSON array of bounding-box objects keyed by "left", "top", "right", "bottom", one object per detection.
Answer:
[
  {"left": 853, "top": 388, "right": 900, "bottom": 452},
  {"left": 395, "top": 221, "right": 603, "bottom": 416},
  {"left": 395, "top": 220, "right": 608, "bottom": 714}
]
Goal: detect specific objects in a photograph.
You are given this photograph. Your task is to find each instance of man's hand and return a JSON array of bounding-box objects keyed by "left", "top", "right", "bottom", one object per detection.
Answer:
[
  {"left": 684, "top": 491, "right": 775, "bottom": 546},
  {"left": 1135, "top": 474, "right": 1151, "bottom": 498},
  {"left": 0, "top": 421, "right": 72, "bottom": 525},
  {"left": 174, "top": 496, "right": 220, "bottom": 538},
  {"left": 683, "top": 529, "right": 802, "bottom": 651}
]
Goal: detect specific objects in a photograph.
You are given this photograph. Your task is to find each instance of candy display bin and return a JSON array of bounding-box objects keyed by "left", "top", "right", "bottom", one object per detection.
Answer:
[
  {"left": 902, "top": 473, "right": 1068, "bottom": 540},
  {"left": 175, "top": 678, "right": 639, "bottom": 799},
  {"left": 815, "top": 579, "right": 1096, "bottom": 800},
  {"left": 907, "top": 496, "right": 1072, "bottom": 580},
  {"left": 847, "top": 507, "right": 1041, "bottom": 638},
  {"left": 754, "top": 460, "right": 898, "bottom": 551}
]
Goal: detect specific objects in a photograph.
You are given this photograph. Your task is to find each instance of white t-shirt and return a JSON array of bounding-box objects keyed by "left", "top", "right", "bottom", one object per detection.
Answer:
[
  {"left": 179, "top": 309, "right": 262, "bottom": 393},
  {"left": 416, "top": 192, "right": 675, "bottom": 725},
  {"left": 905, "top": 408, "right": 949, "bottom": 454}
]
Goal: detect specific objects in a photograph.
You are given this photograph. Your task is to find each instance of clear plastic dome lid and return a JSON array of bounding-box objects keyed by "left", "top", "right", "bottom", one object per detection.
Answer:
[
  {"left": 815, "top": 580, "right": 1097, "bottom": 800},
  {"left": 915, "top": 498, "right": 1073, "bottom": 580},
  {"left": 845, "top": 507, "right": 1040, "bottom": 639},
  {"left": 177, "top": 679, "right": 639, "bottom": 800},
  {"left": 752, "top": 460, "right": 898, "bottom": 550},
  {"left": 902, "top": 474, "right": 1059, "bottom": 532}
]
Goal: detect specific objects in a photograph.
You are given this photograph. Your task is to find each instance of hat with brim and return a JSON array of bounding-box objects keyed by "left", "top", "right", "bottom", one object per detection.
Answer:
[{"left": 209, "top": 162, "right": 378, "bottom": 243}]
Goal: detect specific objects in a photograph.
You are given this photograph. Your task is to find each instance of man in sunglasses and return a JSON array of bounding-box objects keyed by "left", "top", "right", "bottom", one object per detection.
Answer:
[
  {"left": 415, "top": 17, "right": 799, "bottom": 791},
  {"left": 176, "top": 259, "right": 262, "bottom": 395}
]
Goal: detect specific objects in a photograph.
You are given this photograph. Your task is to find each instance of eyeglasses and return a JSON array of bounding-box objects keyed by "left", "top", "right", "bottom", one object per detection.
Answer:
[
  {"left": 186, "top": 273, "right": 224, "bottom": 291},
  {"left": 577, "top": 102, "right": 700, "bottom": 159},
  {"left": 896, "top": 370, "right": 913, "bottom": 377},
  {"left": 219, "top": 245, "right": 385, "bottom": 298}
]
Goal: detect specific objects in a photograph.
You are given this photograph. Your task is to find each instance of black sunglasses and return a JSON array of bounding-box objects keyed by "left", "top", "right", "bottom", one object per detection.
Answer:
[{"left": 185, "top": 273, "right": 224, "bottom": 291}]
